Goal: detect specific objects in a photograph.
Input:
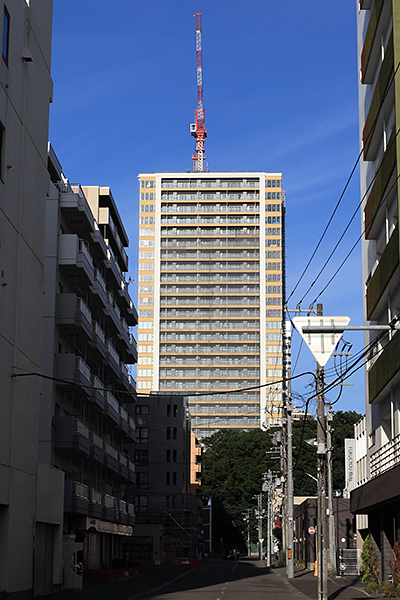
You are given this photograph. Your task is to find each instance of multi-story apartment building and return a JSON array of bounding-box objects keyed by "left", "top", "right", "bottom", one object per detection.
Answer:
[
  {"left": 0, "top": 2, "right": 63, "bottom": 598},
  {"left": 130, "top": 394, "right": 200, "bottom": 562},
  {"left": 40, "top": 147, "right": 138, "bottom": 577},
  {"left": 350, "top": 0, "right": 400, "bottom": 581},
  {"left": 137, "top": 172, "right": 284, "bottom": 437}
]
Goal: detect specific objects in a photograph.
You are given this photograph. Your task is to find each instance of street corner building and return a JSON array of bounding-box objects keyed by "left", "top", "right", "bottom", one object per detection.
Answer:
[
  {"left": 137, "top": 172, "right": 285, "bottom": 438},
  {"left": 351, "top": 0, "right": 400, "bottom": 583}
]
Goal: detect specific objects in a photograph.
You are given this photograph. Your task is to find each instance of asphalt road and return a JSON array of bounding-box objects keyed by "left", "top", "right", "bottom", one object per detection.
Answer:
[{"left": 37, "top": 559, "right": 309, "bottom": 600}]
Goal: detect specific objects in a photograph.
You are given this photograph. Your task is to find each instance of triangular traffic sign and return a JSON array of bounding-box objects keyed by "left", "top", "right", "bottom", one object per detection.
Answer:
[{"left": 292, "top": 316, "right": 350, "bottom": 367}]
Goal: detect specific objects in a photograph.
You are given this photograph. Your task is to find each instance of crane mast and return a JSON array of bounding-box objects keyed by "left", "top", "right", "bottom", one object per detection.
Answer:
[{"left": 190, "top": 12, "right": 207, "bottom": 172}]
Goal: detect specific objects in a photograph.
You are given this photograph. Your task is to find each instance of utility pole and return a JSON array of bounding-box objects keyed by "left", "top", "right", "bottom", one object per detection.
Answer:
[
  {"left": 286, "top": 401, "right": 294, "bottom": 576},
  {"left": 316, "top": 303, "right": 328, "bottom": 600},
  {"left": 262, "top": 471, "right": 273, "bottom": 566},
  {"left": 281, "top": 191, "right": 294, "bottom": 578},
  {"left": 326, "top": 403, "right": 336, "bottom": 573},
  {"left": 257, "top": 494, "right": 263, "bottom": 560}
]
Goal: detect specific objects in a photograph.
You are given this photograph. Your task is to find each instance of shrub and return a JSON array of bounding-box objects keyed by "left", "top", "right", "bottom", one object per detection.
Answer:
[{"left": 361, "top": 535, "right": 380, "bottom": 586}]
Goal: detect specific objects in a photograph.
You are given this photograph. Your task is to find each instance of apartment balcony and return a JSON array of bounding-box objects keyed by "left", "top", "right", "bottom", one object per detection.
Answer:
[
  {"left": 104, "top": 442, "right": 120, "bottom": 474},
  {"left": 161, "top": 227, "right": 260, "bottom": 237},
  {"left": 370, "top": 433, "right": 400, "bottom": 478},
  {"left": 103, "top": 493, "right": 116, "bottom": 521},
  {"left": 118, "top": 320, "right": 138, "bottom": 364},
  {"left": 368, "top": 331, "right": 400, "bottom": 403},
  {"left": 362, "top": 31, "right": 394, "bottom": 161},
  {"left": 57, "top": 293, "right": 93, "bottom": 341},
  {"left": 127, "top": 459, "right": 136, "bottom": 483},
  {"left": 119, "top": 405, "right": 130, "bottom": 435},
  {"left": 119, "top": 453, "right": 129, "bottom": 480},
  {"left": 91, "top": 321, "right": 107, "bottom": 358},
  {"left": 161, "top": 239, "right": 260, "bottom": 249},
  {"left": 59, "top": 234, "right": 94, "bottom": 287},
  {"left": 360, "top": 0, "right": 389, "bottom": 84},
  {"left": 88, "top": 488, "right": 104, "bottom": 519},
  {"left": 118, "top": 278, "right": 138, "bottom": 326},
  {"left": 90, "top": 268, "right": 108, "bottom": 309},
  {"left": 64, "top": 480, "right": 90, "bottom": 516},
  {"left": 90, "top": 431, "right": 105, "bottom": 464},
  {"left": 55, "top": 354, "right": 91, "bottom": 395},
  {"left": 104, "top": 245, "right": 123, "bottom": 289},
  {"left": 98, "top": 207, "right": 129, "bottom": 272},
  {"left": 58, "top": 183, "right": 95, "bottom": 236},
  {"left": 104, "top": 390, "right": 120, "bottom": 425},
  {"left": 54, "top": 416, "right": 90, "bottom": 456},
  {"left": 364, "top": 126, "right": 396, "bottom": 238},
  {"left": 91, "top": 375, "right": 106, "bottom": 410},
  {"left": 64, "top": 481, "right": 134, "bottom": 524},
  {"left": 119, "top": 363, "right": 137, "bottom": 397},
  {"left": 90, "top": 222, "right": 108, "bottom": 261},
  {"left": 105, "top": 340, "right": 122, "bottom": 377},
  {"left": 126, "top": 299, "right": 138, "bottom": 326},
  {"left": 104, "top": 291, "right": 123, "bottom": 335},
  {"left": 366, "top": 225, "right": 399, "bottom": 320}
]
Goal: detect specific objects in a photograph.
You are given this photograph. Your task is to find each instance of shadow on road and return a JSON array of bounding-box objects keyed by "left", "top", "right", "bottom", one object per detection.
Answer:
[{"left": 35, "top": 558, "right": 272, "bottom": 600}]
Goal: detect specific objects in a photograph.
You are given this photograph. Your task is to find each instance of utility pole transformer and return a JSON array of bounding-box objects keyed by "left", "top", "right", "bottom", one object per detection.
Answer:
[{"left": 190, "top": 13, "right": 207, "bottom": 172}]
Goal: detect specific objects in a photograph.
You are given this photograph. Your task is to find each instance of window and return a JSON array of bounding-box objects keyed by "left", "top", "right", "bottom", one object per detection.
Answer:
[
  {"left": 166, "top": 449, "right": 170, "bottom": 462},
  {"left": 137, "top": 427, "right": 149, "bottom": 443},
  {"left": 173, "top": 404, "right": 178, "bottom": 417},
  {"left": 173, "top": 427, "right": 177, "bottom": 440},
  {"left": 167, "top": 405, "right": 171, "bottom": 417},
  {"left": 166, "top": 472, "right": 170, "bottom": 485},
  {"left": 172, "top": 472, "right": 177, "bottom": 485},
  {"left": 2, "top": 6, "right": 9, "bottom": 65},
  {"left": 135, "top": 495, "right": 148, "bottom": 512},
  {"left": 134, "top": 449, "right": 148, "bottom": 466},
  {"left": 166, "top": 427, "right": 171, "bottom": 440},
  {"left": 136, "top": 472, "right": 148, "bottom": 489},
  {"left": 173, "top": 449, "right": 177, "bottom": 463}
]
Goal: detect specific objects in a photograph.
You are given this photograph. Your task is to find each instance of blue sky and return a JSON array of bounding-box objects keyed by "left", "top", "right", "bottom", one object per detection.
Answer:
[{"left": 49, "top": 0, "right": 365, "bottom": 416}]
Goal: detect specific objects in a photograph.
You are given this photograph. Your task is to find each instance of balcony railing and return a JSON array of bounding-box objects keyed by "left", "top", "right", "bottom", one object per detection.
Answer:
[
  {"left": 105, "top": 390, "right": 119, "bottom": 413},
  {"left": 370, "top": 432, "right": 400, "bottom": 478},
  {"left": 76, "top": 357, "right": 91, "bottom": 382}
]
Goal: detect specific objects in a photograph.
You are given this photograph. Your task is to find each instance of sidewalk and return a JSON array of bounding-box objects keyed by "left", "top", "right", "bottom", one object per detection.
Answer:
[{"left": 272, "top": 565, "right": 372, "bottom": 600}]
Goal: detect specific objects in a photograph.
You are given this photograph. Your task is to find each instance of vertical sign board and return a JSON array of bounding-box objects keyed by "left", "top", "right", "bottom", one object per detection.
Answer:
[{"left": 344, "top": 439, "right": 355, "bottom": 495}]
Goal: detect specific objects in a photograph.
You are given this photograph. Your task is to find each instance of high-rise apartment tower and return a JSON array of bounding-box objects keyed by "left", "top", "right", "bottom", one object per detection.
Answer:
[{"left": 137, "top": 172, "right": 284, "bottom": 437}]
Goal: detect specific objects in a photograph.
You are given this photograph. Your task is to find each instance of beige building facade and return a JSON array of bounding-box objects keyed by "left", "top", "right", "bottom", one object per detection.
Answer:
[{"left": 137, "top": 172, "right": 284, "bottom": 437}]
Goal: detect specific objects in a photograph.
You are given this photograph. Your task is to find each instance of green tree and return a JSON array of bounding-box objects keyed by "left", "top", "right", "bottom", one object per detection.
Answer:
[
  {"left": 201, "top": 429, "right": 278, "bottom": 551},
  {"left": 360, "top": 534, "right": 380, "bottom": 588},
  {"left": 200, "top": 411, "right": 361, "bottom": 550},
  {"left": 291, "top": 410, "right": 361, "bottom": 495}
]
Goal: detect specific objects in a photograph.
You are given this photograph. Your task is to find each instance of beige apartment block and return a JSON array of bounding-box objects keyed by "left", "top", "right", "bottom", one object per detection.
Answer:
[{"left": 137, "top": 172, "right": 284, "bottom": 437}]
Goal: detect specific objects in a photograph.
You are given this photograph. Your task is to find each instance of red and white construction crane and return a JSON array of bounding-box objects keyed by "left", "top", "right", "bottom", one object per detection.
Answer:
[{"left": 190, "top": 12, "right": 207, "bottom": 172}]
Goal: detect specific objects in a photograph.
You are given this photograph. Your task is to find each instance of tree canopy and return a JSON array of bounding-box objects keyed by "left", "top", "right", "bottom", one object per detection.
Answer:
[{"left": 200, "top": 410, "right": 362, "bottom": 550}]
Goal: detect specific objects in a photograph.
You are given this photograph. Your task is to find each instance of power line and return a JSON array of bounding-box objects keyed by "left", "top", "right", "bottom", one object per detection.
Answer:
[
  {"left": 300, "top": 131, "right": 400, "bottom": 306},
  {"left": 288, "top": 61, "right": 400, "bottom": 306}
]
